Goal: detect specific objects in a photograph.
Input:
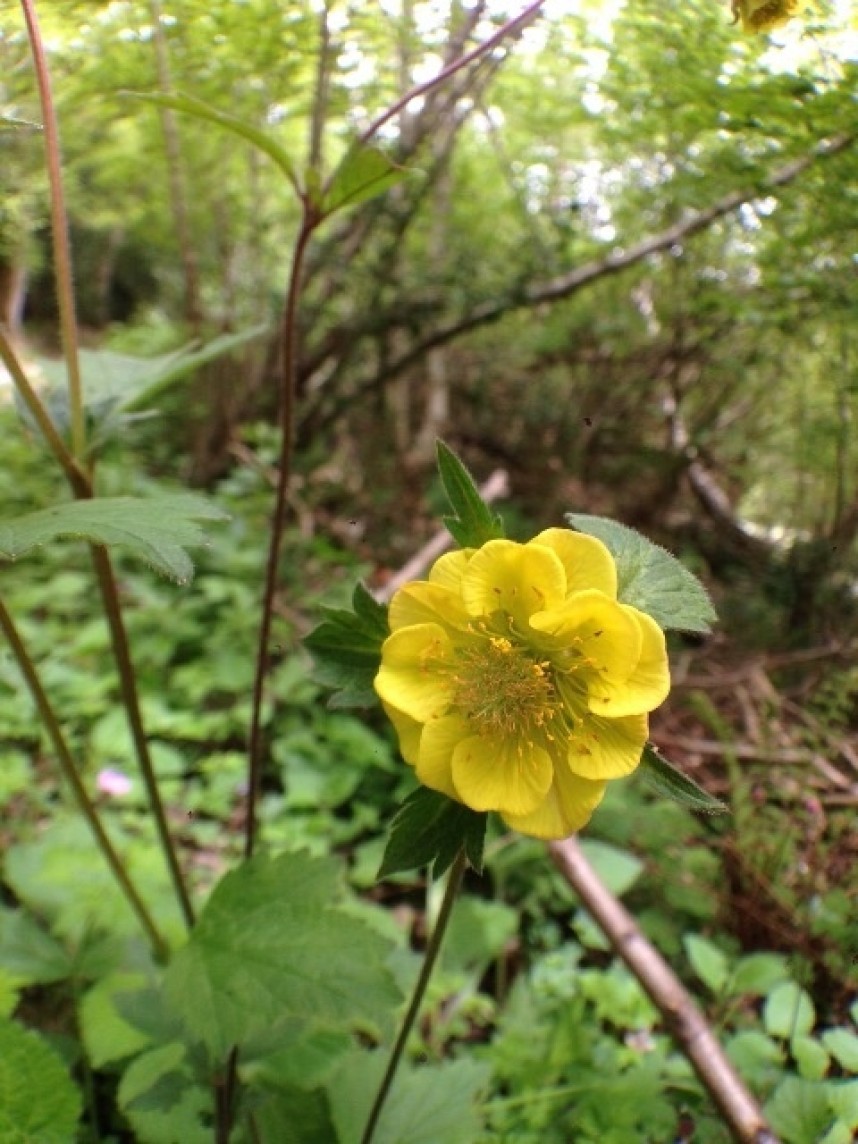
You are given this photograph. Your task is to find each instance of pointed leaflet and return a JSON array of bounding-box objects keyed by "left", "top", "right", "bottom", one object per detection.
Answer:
[
  {"left": 378, "top": 787, "right": 487, "bottom": 880},
  {"left": 0, "top": 494, "right": 228, "bottom": 583},
  {"left": 126, "top": 91, "right": 298, "bottom": 189},
  {"left": 436, "top": 441, "right": 504, "bottom": 548},
  {"left": 163, "top": 851, "right": 402, "bottom": 1060},
  {"left": 567, "top": 514, "right": 716, "bottom": 633},
  {"left": 305, "top": 582, "right": 389, "bottom": 707},
  {"left": 639, "top": 743, "right": 727, "bottom": 814},
  {"left": 0, "top": 1018, "right": 82, "bottom": 1143},
  {"left": 322, "top": 143, "right": 409, "bottom": 216}
]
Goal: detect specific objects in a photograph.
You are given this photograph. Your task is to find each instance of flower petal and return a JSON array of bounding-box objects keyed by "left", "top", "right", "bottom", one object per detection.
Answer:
[
  {"left": 531, "top": 591, "right": 642, "bottom": 685},
  {"left": 374, "top": 623, "right": 455, "bottom": 722},
  {"left": 382, "top": 702, "right": 422, "bottom": 766},
  {"left": 530, "top": 528, "right": 617, "bottom": 599},
  {"left": 462, "top": 539, "right": 566, "bottom": 628},
  {"left": 566, "top": 711, "right": 648, "bottom": 780},
  {"left": 451, "top": 734, "right": 552, "bottom": 815},
  {"left": 587, "top": 606, "right": 670, "bottom": 717},
  {"left": 414, "top": 714, "right": 469, "bottom": 799},
  {"left": 502, "top": 769, "right": 606, "bottom": 839},
  {"left": 388, "top": 581, "right": 470, "bottom": 634},
  {"left": 428, "top": 549, "right": 474, "bottom": 590}
]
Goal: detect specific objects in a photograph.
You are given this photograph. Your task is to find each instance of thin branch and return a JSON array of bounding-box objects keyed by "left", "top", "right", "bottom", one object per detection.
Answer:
[
  {"left": 19, "top": 0, "right": 86, "bottom": 459},
  {"left": 549, "top": 836, "right": 779, "bottom": 1144}
]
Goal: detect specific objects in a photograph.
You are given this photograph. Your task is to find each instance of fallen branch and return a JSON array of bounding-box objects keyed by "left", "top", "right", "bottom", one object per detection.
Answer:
[{"left": 549, "top": 837, "right": 780, "bottom": 1144}]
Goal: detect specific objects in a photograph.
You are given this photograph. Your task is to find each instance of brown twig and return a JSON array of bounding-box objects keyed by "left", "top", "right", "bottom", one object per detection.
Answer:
[{"left": 549, "top": 837, "right": 780, "bottom": 1144}]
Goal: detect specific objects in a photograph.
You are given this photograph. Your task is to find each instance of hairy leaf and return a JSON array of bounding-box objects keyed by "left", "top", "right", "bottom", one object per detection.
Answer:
[
  {"left": 567, "top": 514, "right": 716, "bottom": 633},
  {"left": 437, "top": 441, "right": 504, "bottom": 549},
  {"left": 379, "top": 786, "right": 487, "bottom": 880},
  {"left": 305, "top": 582, "right": 388, "bottom": 707},
  {"left": 163, "top": 851, "right": 402, "bottom": 1059},
  {"left": 639, "top": 743, "right": 727, "bottom": 813},
  {"left": 0, "top": 494, "right": 228, "bottom": 583}
]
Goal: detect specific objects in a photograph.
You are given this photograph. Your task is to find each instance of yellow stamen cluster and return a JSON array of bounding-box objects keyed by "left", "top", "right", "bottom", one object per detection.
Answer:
[{"left": 451, "top": 634, "right": 558, "bottom": 739}]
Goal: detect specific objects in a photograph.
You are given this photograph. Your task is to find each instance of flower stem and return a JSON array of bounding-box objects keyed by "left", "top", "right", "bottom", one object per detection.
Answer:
[
  {"left": 360, "top": 848, "right": 468, "bottom": 1144},
  {"left": 0, "top": 596, "right": 168, "bottom": 962}
]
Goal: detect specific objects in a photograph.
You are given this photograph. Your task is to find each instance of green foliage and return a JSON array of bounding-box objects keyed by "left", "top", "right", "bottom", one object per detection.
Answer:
[
  {"left": 437, "top": 442, "right": 505, "bottom": 548},
  {"left": 639, "top": 742, "right": 727, "bottom": 814},
  {"left": 0, "top": 494, "right": 229, "bottom": 583},
  {"left": 321, "top": 144, "right": 410, "bottom": 217},
  {"left": 378, "top": 786, "right": 487, "bottom": 879},
  {"left": 0, "top": 1018, "right": 82, "bottom": 1143},
  {"left": 304, "top": 582, "right": 389, "bottom": 707}
]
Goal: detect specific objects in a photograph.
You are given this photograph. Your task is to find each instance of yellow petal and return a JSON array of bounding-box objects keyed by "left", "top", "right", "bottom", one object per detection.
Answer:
[
  {"left": 501, "top": 769, "right": 606, "bottom": 839},
  {"left": 382, "top": 702, "right": 422, "bottom": 766},
  {"left": 531, "top": 591, "right": 641, "bottom": 682},
  {"left": 530, "top": 528, "right": 617, "bottom": 599},
  {"left": 374, "top": 623, "right": 455, "bottom": 722},
  {"left": 428, "top": 549, "right": 474, "bottom": 590},
  {"left": 462, "top": 539, "right": 566, "bottom": 628},
  {"left": 451, "top": 734, "right": 552, "bottom": 815},
  {"left": 566, "top": 711, "right": 648, "bottom": 780},
  {"left": 414, "top": 714, "right": 469, "bottom": 799},
  {"left": 598, "top": 607, "right": 670, "bottom": 717},
  {"left": 388, "top": 581, "right": 470, "bottom": 634}
]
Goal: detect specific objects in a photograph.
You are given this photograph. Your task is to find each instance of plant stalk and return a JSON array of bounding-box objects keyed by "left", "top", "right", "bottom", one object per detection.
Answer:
[
  {"left": 361, "top": 848, "right": 467, "bottom": 1144},
  {"left": 19, "top": 0, "right": 86, "bottom": 460},
  {"left": 0, "top": 596, "right": 168, "bottom": 961}
]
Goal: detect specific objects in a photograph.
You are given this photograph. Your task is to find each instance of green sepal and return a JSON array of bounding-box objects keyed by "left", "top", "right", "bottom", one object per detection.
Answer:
[
  {"left": 436, "top": 441, "right": 504, "bottom": 549},
  {"left": 639, "top": 743, "right": 728, "bottom": 814},
  {"left": 566, "top": 513, "right": 717, "bottom": 633},
  {"left": 378, "top": 787, "right": 487, "bottom": 880},
  {"left": 304, "top": 582, "right": 389, "bottom": 708}
]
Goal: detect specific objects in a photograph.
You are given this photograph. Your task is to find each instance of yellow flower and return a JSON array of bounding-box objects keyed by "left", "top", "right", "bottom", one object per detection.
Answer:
[
  {"left": 731, "top": 0, "right": 801, "bottom": 34},
  {"left": 375, "top": 529, "right": 670, "bottom": 840}
]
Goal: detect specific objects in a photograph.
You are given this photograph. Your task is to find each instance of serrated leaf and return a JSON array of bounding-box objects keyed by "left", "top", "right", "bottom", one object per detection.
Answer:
[
  {"left": 566, "top": 514, "right": 717, "bottom": 633},
  {"left": 305, "top": 596, "right": 388, "bottom": 708},
  {"left": 639, "top": 743, "right": 728, "bottom": 813},
  {"left": 378, "top": 787, "right": 487, "bottom": 880},
  {"left": 684, "top": 934, "right": 730, "bottom": 994},
  {"left": 163, "top": 851, "right": 402, "bottom": 1059},
  {"left": 764, "top": 981, "right": 816, "bottom": 1039},
  {"left": 328, "top": 1051, "right": 489, "bottom": 1144},
  {"left": 0, "top": 494, "right": 228, "bottom": 583},
  {"left": 0, "top": 1018, "right": 82, "bottom": 1143},
  {"left": 323, "top": 144, "right": 408, "bottom": 215},
  {"left": 436, "top": 441, "right": 504, "bottom": 549},
  {"left": 126, "top": 91, "right": 298, "bottom": 188}
]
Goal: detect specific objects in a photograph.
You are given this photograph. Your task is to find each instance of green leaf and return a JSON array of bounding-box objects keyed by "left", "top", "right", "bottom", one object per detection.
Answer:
[
  {"left": 328, "top": 1051, "right": 489, "bottom": 1144},
  {"left": 0, "top": 494, "right": 229, "bottom": 584},
  {"left": 378, "top": 787, "right": 487, "bottom": 880},
  {"left": 731, "top": 952, "right": 791, "bottom": 996},
  {"left": 765, "top": 1077, "right": 833, "bottom": 1144},
  {"left": 436, "top": 441, "right": 504, "bottom": 548},
  {"left": 822, "top": 1029, "right": 858, "bottom": 1073},
  {"left": 828, "top": 1080, "right": 858, "bottom": 1128},
  {"left": 322, "top": 144, "right": 409, "bottom": 216},
  {"left": 764, "top": 981, "right": 816, "bottom": 1039},
  {"left": 578, "top": 839, "right": 643, "bottom": 896},
  {"left": 253, "top": 1087, "right": 337, "bottom": 1144},
  {"left": 305, "top": 587, "right": 389, "bottom": 708},
  {"left": 79, "top": 973, "right": 153, "bottom": 1068},
  {"left": 0, "top": 115, "right": 41, "bottom": 134},
  {"left": 566, "top": 514, "right": 717, "bottom": 633},
  {"left": 0, "top": 908, "right": 73, "bottom": 985},
  {"left": 684, "top": 934, "right": 730, "bottom": 994},
  {"left": 792, "top": 1034, "right": 830, "bottom": 1081},
  {"left": 163, "top": 851, "right": 402, "bottom": 1059},
  {"left": 126, "top": 91, "right": 299, "bottom": 189},
  {"left": 443, "top": 898, "right": 519, "bottom": 975},
  {"left": 0, "top": 1018, "right": 82, "bottom": 1143},
  {"left": 638, "top": 743, "right": 728, "bottom": 813},
  {"left": 117, "top": 1043, "right": 211, "bottom": 1144}
]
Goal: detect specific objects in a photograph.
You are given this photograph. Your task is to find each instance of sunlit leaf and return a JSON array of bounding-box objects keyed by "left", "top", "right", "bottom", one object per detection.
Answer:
[
  {"left": 323, "top": 144, "right": 409, "bottom": 216},
  {"left": 0, "top": 1018, "right": 82, "bottom": 1143}
]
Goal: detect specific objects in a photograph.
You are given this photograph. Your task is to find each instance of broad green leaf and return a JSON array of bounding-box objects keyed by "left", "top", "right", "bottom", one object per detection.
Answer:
[
  {"left": 791, "top": 1034, "right": 830, "bottom": 1080},
  {"left": 378, "top": 786, "right": 487, "bottom": 880},
  {"left": 436, "top": 441, "right": 504, "bottom": 548},
  {"left": 823, "top": 1029, "right": 858, "bottom": 1073},
  {"left": 764, "top": 981, "right": 816, "bottom": 1039},
  {"left": 639, "top": 743, "right": 728, "bottom": 813},
  {"left": 0, "top": 1018, "right": 82, "bottom": 1143},
  {"left": 118, "top": 1043, "right": 210, "bottom": 1144},
  {"left": 79, "top": 973, "right": 153, "bottom": 1068},
  {"left": 305, "top": 585, "right": 389, "bottom": 708},
  {"left": 126, "top": 91, "right": 298, "bottom": 188},
  {"left": 323, "top": 144, "right": 408, "bottom": 215},
  {"left": 726, "top": 1030, "right": 785, "bottom": 1087},
  {"left": 0, "top": 494, "right": 229, "bottom": 583},
  {"left": 0, "top": 908, "right": 73, "bottom": 985},
  {"left": 827, "top": 1079, "right": 858, "bottom": 1128},
  {"left": 731, "top": 952, "right": 791, "bottom": 995},
  {"left": 253, "top": 1087, "right": 337, "bottom": 1144},
  {"left": 765, "top": 1077, "right": 833, "bottom": 1144},
  {"left": 328, "top": 1051, "right": 489, "bottom": 1144},
  {"left": 443, "top": 898, "right": 519, "bottom": 975},
  {"left": 566, "top": 514, "right": 717, "bottom": 633},
  {"left": 163, "top": 851, "right": 402, "bottom": 1059},
  {"left": 683, "top": 934, "right": 730, "bottom": 994},
  {"left": 241, "top": 1019, "right": 352, "bottom": 1090},
  {"left": 579, "top": 839, "right": 643, "bottom": 896}
]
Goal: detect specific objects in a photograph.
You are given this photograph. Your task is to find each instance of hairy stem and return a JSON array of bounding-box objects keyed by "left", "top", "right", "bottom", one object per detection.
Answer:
[
  {"left": 361, "top": 849, "right": 467, "bottom": 1144},
  {"left": 20, "top": 0, "right": 86, "bottom": 459},
  {"left": 0, "top": 596, "right": 168, "bottom": 961},
  {"left": 90, "top": 545, "right": 196, "bottom": 929}
]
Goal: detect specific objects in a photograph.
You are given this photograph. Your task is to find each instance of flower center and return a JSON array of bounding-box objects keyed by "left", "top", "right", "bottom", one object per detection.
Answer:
[{"left": 451, "top": 634, "right": 559, "bottom": 737}]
